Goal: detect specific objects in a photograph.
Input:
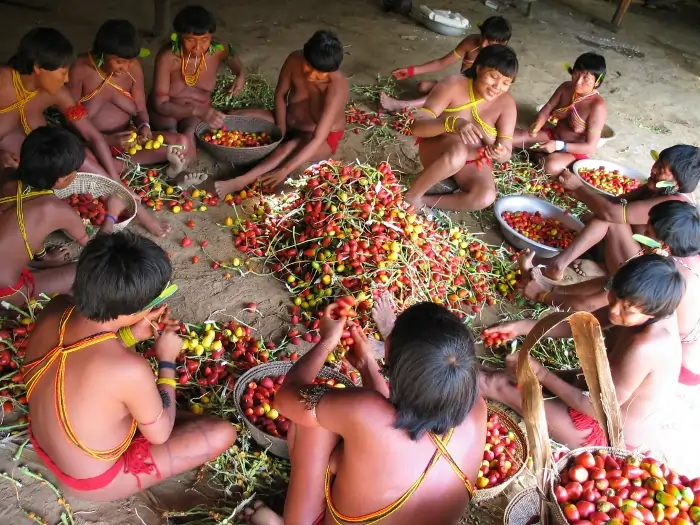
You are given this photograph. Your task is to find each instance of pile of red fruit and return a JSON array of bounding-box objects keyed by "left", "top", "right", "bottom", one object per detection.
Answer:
[
  {"left": 476, "top": 411, "right": 522, "bottom": 489},
  {"left": 240, "top": 374, "right": 348, "bottom": 438},
  {"left": 577, "top": 166, "right": 644, "bottom": 196},
  {"left": 202, "top": 128, "right": 273, "bottom": 148},
  {"left": 501, "top": 211, "right": 576, "bottom": 249},
  {"left": 554, "top": 449, "right": 700, "bottom": 525},
  {"left": 481, "top": 330, "right": 515, "bottom": 349},
  {"left": 65, "top": 193, "right": 128, "bottom": 226}
]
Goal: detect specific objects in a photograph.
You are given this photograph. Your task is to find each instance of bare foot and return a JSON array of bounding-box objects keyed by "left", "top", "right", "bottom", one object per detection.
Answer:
[
  {"left": 572, "top": 259, "right": 587, "bottom": 277},
  {"left": 371, "top": 292, "right": 397, "bottom": 340},
  {"left": 244, "top": 501, "right": 284, "bottom": 525},
  {"left": 215, "top": 176, "right": 252, "bottom": 199},
  {"left": 176, "top": 172, "right": 209, "bottom": 189},
  {"left": 517, "top": 267, "right": 552, "bottom": 302},
  {"left": 517, "top": 249, "right": 537, "bottom": 275},
  {"left": 138, "top": 208, "right": 172, "bottom": 238},
  {"left": 41, "top": 246, "right": 71, "bottom": 263},
  {"left": 379, "top": 92, "right": 409, "bottom": 113},
  {"left": 164, "top": 145, "right": 188, "bottom": 179}
]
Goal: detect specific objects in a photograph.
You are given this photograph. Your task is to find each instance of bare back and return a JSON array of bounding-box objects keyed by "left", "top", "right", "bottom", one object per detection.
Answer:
[
  {"left": 23, "top": 297, "right": 141, "bottom": 479},
  {"left": 325, "top": 393, "right": 487, "bottom": 525}
]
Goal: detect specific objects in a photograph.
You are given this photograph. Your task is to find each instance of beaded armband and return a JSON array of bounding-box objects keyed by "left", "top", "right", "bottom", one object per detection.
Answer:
[
  {"left": 299, "top": 384, "right": 332, "bottom": 420},
  {"left": 64, "top": 103, "right": 88, "bottom": 122}
]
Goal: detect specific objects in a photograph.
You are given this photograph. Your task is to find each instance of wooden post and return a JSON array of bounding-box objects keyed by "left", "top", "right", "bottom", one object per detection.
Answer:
[
  {"left": 610, "top": 0, "right": 633, "bottom": 29},
  {"left": 153, "top": 0, "right": 171, "bottom": 39}
]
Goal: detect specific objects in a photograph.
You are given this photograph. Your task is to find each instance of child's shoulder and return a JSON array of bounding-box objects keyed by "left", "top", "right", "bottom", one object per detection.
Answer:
[{"left": 457, "top": 34, "right": 481, "bottom": 49}]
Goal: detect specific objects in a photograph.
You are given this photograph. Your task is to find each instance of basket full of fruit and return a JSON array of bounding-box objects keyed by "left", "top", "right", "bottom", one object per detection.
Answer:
[
  {"left": 472, "top": 403, "right": 530, "bottom": 502},
  {"left": 53, "top": 172, "right": 138, "bottom": 232},
  {"left": 234, "top": 361, "right": 355, "bottom": 458},
  {"left": 195, "top": 115, "right": 283, "bottom": 166}
]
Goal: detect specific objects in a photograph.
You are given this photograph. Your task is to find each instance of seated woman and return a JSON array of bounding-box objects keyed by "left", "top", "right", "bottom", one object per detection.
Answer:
[
  {"left": 245, "top": 299, "right": 486, "bottom": 525},
  {"left": 21, "top": 232, "right": 236, "bottom": 502},
  {"left": 67, "top": 20, "right": 199, "bottom": 187},
  {"left": 404, "top": 44, "right": 517, "bottom": 213},
  {"left": 380, "top": 16, "right": 512, "bottom": 113},
  {"left": 519, "top": 200, "right": 700, "bottom": 387},
  {"left": 513, "top": 53, "right": 607, "bottom": 176},
  {"left": 522, "top": 144, "right": 700, "bottom": 281},
  {"left": 481, "top": 254, "right": 684, "bottom": 451}
]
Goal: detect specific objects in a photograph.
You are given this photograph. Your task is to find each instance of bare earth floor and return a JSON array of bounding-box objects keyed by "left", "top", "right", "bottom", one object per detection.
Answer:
[{"left": 0, "top": 0, "right": 698, "bottom": 522}]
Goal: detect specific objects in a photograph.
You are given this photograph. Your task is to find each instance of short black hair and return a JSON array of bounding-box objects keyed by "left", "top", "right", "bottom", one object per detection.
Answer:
[
  {"left": 73, "top": 232, "right": 172, "bottom": 322},
  {"left": 303, "top": 30, "right": 343, "bottom": 73},
  {"left": 92, "top": 19, "right": 140, "bottom": 59},
  {"left": 16, "top": 127, "right": 85, "bottom": 190},
  {"left": 649, "top": 201, "right": 700, "bottom": 257},
  {"left": 658, "top": 145, "right": 700, "bottom": 194},
  {"left": 570, "top": 52, "right": 607, "bottom": 86},
  {"left": 611, "top": 254, "right": 685, "bottom": 319},
  {"left": 465, "top": 43, "right": 518, "bottom": 81},
  {"left": 173, "top": 5, "right": 216, "bottom": 35},
  {"left": 387, "top": 302, "right": 479, "bottom": 441},
  {"left": 478, "top": 16, "right": 512, "bottom": 43},
  {"left": 8, "top": 27, "right": 74, "bottom": 75}
]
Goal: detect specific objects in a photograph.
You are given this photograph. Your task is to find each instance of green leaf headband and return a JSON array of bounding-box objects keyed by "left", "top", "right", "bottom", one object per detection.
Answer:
[
  {"left": 139, "top": 48, "right": 151, "bottom": 58},
  {"left": 143, "top": 282, "right": 178, "bottom": 311},
  {"left": 632, "top": 234, "right": 662, "bottom": 249}
]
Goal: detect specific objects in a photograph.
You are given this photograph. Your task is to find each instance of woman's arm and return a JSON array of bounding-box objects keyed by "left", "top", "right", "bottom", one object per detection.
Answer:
[
  {"left": 530, "top": 84, "right": 565, "bottom": 132},
  {"left": 273, "top": 54, "right": 294, "bottom": 136},
  {"left": 410, "top": 76, "right": 460, "bottom": 138},
  {"left": 130, "top": 62, "right": 150, "bottom": 130}
]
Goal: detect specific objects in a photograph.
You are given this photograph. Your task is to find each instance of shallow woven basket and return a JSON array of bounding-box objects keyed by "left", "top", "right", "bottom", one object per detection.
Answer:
[
  {"left": 195, "top": 115, "right": 283, "bottom": 166},
  {"left": 472, "top": 403, "right": 530, "bottom": 503},
  {"left": 504, "top": 486, "right": 553, "bottom": 525},
  {"left": 52, "top": 172, "right": 137, "bottom": 232},
  {"left": 233, "top": 361, "right": 356, "bottom": 458},
  {"left": 549, "top": 446, "right": 644, "bottom": 525}
]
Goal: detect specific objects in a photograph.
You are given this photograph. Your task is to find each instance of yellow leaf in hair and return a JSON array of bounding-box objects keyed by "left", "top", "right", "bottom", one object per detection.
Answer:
[
  {"left": 562, "top": 61, "right": 571, "bottom": 72},
  {"left": 650, "top": 149, "right": 659, "bottom": 161}
]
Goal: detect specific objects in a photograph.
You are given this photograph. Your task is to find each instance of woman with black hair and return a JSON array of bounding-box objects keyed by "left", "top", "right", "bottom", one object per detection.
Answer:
[
  {"left": 68, "top": 20, "right": 198, "bottom": 188},
  {"left": 403, "top": 44, "right": 518, "bottom": 213},
  {"left": 0, "top": 27, "right": 171, "bottom": 238},
  {"left": 244, "top": 298, "right": 486, "bottom": 525},
  {"left": 514, "top": 52, "right": 608, "bottom": 176}
]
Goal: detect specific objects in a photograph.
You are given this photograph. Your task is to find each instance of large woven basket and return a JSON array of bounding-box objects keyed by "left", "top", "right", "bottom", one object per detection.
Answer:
[
  {"left": 195, "top": 115, "right": 283, "bottom": 166},
  {"left": 548, "top": 446, "right": 644, "bottom": 525},
  {"left": 233, "top": 361, "right": 356, "bottom": 458},
  {"left": 53, "top": 172, "right": 137, "bottom": 232},
  {"left": 473, "top": 403, "right": 529, "bottom": 503},
  {"left": 504, "top": 485, "right": 556, "bottom": 525}
]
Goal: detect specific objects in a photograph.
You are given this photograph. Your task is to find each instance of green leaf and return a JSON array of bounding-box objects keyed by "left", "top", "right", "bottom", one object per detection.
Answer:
[
  {"left": 632, "top": 234, "right": 661, "bottom": 249},
  {"left": 655, "top": 181, "right": 676, "bottom": 189},
  {"left": 650, "top": 149, "right": 659, "bottom": 161},
  {"left": 171, "top": 32, "right": 178, "bottom": 42},
  {"left": 143, "top": 282, "right": 179, "bottom": 311},
  {"left": 139, "top": 47, "right": 151, "bottom": 58}
]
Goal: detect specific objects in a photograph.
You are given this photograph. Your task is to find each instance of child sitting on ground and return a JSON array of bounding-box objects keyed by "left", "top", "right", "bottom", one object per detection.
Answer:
[
  {"left": 380, "top": 16, "right": 512, "bottom": 113},
  {"left": 481, "top": 254, "right": 684, "bottom": 451},
  {"left": 215, "top": 30, "right": 348, "bottom": 195},
  {"left": 521, "top": 144, "right": 700, "bottom": 281},
  {"left": 0, "top": 126, "right": 125, "bottom": 306},
  {"left": 21, "top": 231, "right": 237, "bottom": 502}
]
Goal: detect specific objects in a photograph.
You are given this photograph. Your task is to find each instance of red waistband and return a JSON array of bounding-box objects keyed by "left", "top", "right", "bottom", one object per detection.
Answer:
[
  {"left": 568, "top": 408, "right": 640, "bottom": 451},
  {"left": 0, "top": 267, "right": 35, "bottom": 299},
  {"left": 29, "top": 428, "right": 160, "bottom": 491},
  {"left": 679, "top": 366, "right": 700, "bottom": 386},
  {"left": 326, "top": 130, "right": 345, "bottom": 155}
]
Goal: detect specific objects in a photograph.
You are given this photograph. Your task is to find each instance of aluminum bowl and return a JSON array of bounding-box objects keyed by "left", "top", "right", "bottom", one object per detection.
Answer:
[
  {"left": 572, "top": 159, "right": 647, "bottom": 198},
  {"left": 535, "top": 104, "right": 616, "bottom": 147},
  {"left": 419, "top": 15, "right": 468, "bottom": 37},
  {"left": 494, "top": 195, "right": 585, "bottom": 259}
]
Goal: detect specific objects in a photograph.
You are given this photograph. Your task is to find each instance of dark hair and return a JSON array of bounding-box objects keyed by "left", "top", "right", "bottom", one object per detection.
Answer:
[
  {"left": 16, "top": 127, "right": 85, "bottom": 189},
  {"left": 173, "top": 5, "right": 216, "bottom": 35},
  {"left": 92, "top": 19, "right": 140, "bottom": 59},
  {"left": 570, "top": 52, "right": 607, "bottom": 86},
  {"left": 387, "top": 302, "right": 479, "bottom": 441},
  {"left": 478, "top": 16, "right": 512, "bottom": 43},
  {"left": 648, "top": 201, "right": 700, "bottom": 257},
  {"left": 302, "top": 30, "right": 343, "bottom": 73},
  {"left": 611, "top": 254, "right": 685, "bottom": 319},
  {"left": 8, "top": 27, "right": 74, "bottom": 75},
  {"left": 73, "top": 232, "right": 172, "bottom": 322},
  {"left": 464, "top": 43, "right": 518, "bottom": 81},
  {"left": 658, "top": 145, "right": 700, "bottom": 194}
]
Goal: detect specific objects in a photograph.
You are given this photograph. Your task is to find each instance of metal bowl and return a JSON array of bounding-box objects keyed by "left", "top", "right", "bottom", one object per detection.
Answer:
[
  {"left": 494, "top": 195, "right": 585, "bottom": 259},
  {"left": 535, "top": 104, "right": 616, "bottom": 147},
  {"left": 419, "top": 15, "right": 468, "bottom": 37},
  {"left": 572, "top": 159, "right": 648, "bottom": 198}
]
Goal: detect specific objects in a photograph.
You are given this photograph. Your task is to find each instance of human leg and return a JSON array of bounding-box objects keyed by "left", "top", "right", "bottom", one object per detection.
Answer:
[
  {"left": 543, "top": 152, "right": 578, "bottom": 177},
  {"left": 512, "top": 129, "right": 549, "bottom": 150},
  {"left": 226, "top": 108, "right": 276, "bottom": 123},
  {"left": 66, "top": 415, "right": 237, "bottom": 502},
  {"left": 422, "top": 161, "right": 497, "bottom": 212}
]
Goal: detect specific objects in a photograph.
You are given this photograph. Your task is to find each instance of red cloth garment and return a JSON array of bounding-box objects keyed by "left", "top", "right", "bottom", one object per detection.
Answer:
[
  {"left": 326, "top": 130, "right": 345, "bottom": 155},
  {"left": 0, "top": 267, "right": 35, "bottom": 299},
  {"left": 543, "top": 129, "right": 588, "bottom": 161},
  {"left": 110, "top": 146, "right": 124, "bottom": 157},
  {"left": 568, "top": 408, "right": 641, "bottom": 451},
  {"left": 679, "top": 366, "right": 700, "bottom": 386},
  {"left": 29, "top": 429, "right": 161, "bottom": 491}
]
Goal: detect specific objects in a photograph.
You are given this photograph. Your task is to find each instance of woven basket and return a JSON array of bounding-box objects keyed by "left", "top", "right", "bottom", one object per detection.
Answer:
[
  {"left": 53, "top": 172, "right": 137, "bottom": 232},
  {"left": 195, "top": 115, "right": 283, "bottom": 166},
  {"left": 548, "top": 446, "right": 644, "bottom": 525},
  {"left": 473, "top": 403, "right": 530, "bottom": 503},
  {"left": 504, "top": 486, "right": 558, "bottom": 525},
  {"left": 233, "top": 361, "right": 356, "bottom": 458}
]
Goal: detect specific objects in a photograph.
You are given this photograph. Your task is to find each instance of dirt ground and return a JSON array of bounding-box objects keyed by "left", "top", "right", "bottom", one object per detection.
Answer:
[{"left": 0, "top": 0, "right": 699, "bottom": 523}]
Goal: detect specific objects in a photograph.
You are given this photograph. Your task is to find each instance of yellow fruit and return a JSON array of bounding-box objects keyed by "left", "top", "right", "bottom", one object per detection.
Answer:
[
  {"left": 191, "top": 404, "right": 203, "bottom": 415},
  {"left": 135, "top": 144, "right": 143, "bottom": 151},
  {"left": 144, "top": 140, "right": 153, "bottom": 150},
  {"left": 211, "top": 340, "right": 223, "bottom": 351},
  {"left": 152, "top": 141, "right": 162, "bottom": 150},
  {"left": 266, "top": 409, "right": 279, "bottom": 420},
  {"left": 128, "top": 147, "right": 138, "bottom": 155},
  {"left": 224, "top": 217, "right": 234, "bottom": 226},
  {"left": 333, "top": 383, "right": 346, "bottom": 388},
  {"left": 199, "top": 205, "right": 207, "bottom": 212},
  {"left": 157, "top": 134, "right": 164, "bottom": 143},
  {"left": 165, "top": 186, "right": 174, "bottom": 195},
  {"left": 232, "top": 258, "right": 241, "bottom": 267},
  {"left": 194, "top": 344, "right": 204, "bottom": 356},
  {"left": 192, "top": 189, "right": 201, "bottom": 199},
  {"left": 172, "top": 205, "right": 181, "bottom": 213}
]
